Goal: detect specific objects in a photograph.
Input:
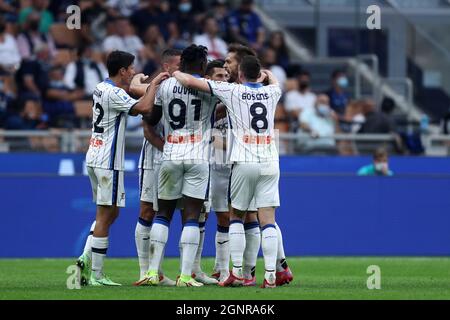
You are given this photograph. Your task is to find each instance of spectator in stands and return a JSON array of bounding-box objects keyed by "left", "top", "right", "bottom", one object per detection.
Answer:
[
  {"left": 15, "top": 43, "right": 52, "bottom": 97},
  {"left": 19, "top": 0, "right": 54, "bottom": 34},
  {"left": 358, "top": 99, "right": 393, "bottom": 134},
  {"left": 228, "top": 0, "right": 265, "bottom": 50},
  {"left": 357, "top": 147, "right": 393, "bottom": 176},
  {"left": 43, "top": 65, "right": 83, "bottom": 127},
  {"left": 267, "top": 31, "right": 289, "bottom": 70},
  {"left": 141, "top": 24, "right": 167, "bottom": 76},
  {"left": 171, "top": 0, "right": 200, "bottom": 48},
  {"left": 0, "top": 16, "right": 21, "bottom": 72},
  {"left": 0, "top": 70, "right": 15, "bottom": 127},
  {"left": 63, "top": 45, "right": 108, "bottom": 97},
  {"left": 298, "top": 94, "right": 339, "bottom": 154},
  {"left": 17, "top": 11, "right": 56, "bottom": 59},
  {"left": 260, "top": 47, "right": 286, "bottom": 90},
  {"left": 80, "top": 0, "right": 108, "bottom": 46},
  {"left": 326, "top": 69, "right": 350, "bottom": 116},
  {"left": 102, "top": 16, "right": 145, "bottom": 71},
  {"left": 5, "top": 94, "right": 48, "bottom": 130},
  {"left": 0, "top": 1, "right": 18, "bottom": 23},
  {"left": 284, "top": 70, "right": 316, "bottom": 127},
  {"left": 194, "top": 15, "right": 228, "bottom": 60},
  {"left": 106, "top": 0, "right": 140, "bottom": 17},
  {"left": 130, "top": 0, "right": 176, "bottom": 41},
  {"left": 209, "top": 0, "right": 231, "bottom": 41}
]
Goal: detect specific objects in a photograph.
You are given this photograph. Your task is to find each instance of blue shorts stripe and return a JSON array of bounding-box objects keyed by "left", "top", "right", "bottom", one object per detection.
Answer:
[{"left": 112, "top": 170, "right": 119, "bottom": 206}]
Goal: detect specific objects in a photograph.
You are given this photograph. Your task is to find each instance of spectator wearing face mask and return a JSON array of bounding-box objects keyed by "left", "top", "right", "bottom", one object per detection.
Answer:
[
  {"left": 299, "top": 94, "right": 339, "bottom": 154},
  {"left": 358, "top": 147, "right": 393, "bottom": 176},
  {"left": 326, "top": 69, "right": 350, "bottom": 116}
]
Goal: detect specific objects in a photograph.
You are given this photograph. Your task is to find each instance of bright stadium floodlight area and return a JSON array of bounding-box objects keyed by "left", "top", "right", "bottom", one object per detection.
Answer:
[{"left": 1, "top": 0, "right": 450, "bottom": 312}]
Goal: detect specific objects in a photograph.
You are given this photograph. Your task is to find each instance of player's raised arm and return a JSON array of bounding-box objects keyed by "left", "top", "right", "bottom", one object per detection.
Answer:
[
  {"left": 261, "top": 69, "right": 279, "bottom": 87},
  {"left": 172, "top": 71, "right": 212, "bottom": 94},
  {"left": 129, "top": 73, "right": 151, "bottom": 97},
  {"left": 129, "top": 72, "right": 169, "bottom": 116}
]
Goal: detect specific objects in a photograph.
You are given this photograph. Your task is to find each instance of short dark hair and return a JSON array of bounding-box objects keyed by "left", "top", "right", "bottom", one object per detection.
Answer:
[
  {"left": 162, "top": 48, "right": 182, "bottom": 62},
  {"left": 206, "top": 59, "right": 225, "bottom": 77},
  {"left": 180, "top": 44, "right": 208, "bottom": 74},
  {"left": 331, "top": 69, "right": 346, "bottom": 80},
  {"left": 106, "top": 50, "right": 135, "bottom": 76},
  {"left": 239, "top": 56, "right": 261, "bottom": 81},
  {"left": 299, "top": 70, "right": 311, "bottom": 78},
  {"left": 373, "top": 147, "right": 388, "bottom": 160},
  {"left": 228, "top": 43, "right": 256, "bottom": 64}
]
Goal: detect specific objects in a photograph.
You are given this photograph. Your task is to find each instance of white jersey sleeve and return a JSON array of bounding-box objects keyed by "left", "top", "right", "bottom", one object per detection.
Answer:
[{"left": 109, "top": 86, "right": 139, "bottom": 113}]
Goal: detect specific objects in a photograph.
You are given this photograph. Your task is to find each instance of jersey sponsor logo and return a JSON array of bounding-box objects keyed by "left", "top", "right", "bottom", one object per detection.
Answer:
[
  {"left": 167, "top": 133, "right": 202, "bottom": 144},
  {"left": 242, "top": 134, "right": 272, "bottom": 145},
  {"left": 89, "top": 138, "right": 103, "bottom": 147}
]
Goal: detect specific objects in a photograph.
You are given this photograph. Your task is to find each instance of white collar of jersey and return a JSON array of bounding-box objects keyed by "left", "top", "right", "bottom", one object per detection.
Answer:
[
  {"left": 244, "top": 82, "right": 263, "bottom": 88},
  {"left": 104, "top": 78, "right": 116, "bottom": 86}
]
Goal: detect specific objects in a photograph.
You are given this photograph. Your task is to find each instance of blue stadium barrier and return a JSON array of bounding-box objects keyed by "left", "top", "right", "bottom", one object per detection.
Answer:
[{"left": 0, "top": 154, "right": 450, "bottom": 257}]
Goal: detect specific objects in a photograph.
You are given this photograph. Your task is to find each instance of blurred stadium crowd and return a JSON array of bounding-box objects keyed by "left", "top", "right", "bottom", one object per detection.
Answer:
[{"left": 0, "top": 0, "right": 410, "bottom": 154}]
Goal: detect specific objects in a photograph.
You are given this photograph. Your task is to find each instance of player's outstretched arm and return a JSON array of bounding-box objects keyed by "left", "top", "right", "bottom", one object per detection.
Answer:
[
  {"left": 130, "top": 73, "right": 150, "bottom": 97},
  {"left": 130, "top": 72, "right": 169, "bottom": 116},
  {"left": 172, "top": 71, "right": 211, "bottom": 94}
]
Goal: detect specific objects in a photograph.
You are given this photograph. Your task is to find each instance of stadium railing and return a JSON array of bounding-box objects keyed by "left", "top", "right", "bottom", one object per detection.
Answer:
[{"left": 3, "top": 130, "right": 450, "bottom": 155}]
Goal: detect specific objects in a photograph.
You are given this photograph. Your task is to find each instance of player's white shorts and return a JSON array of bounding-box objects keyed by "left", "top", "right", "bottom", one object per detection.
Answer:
[
  {"left": 158, "top": 161, "right": 210, "bottom": 201},
  {"left": 87, "top": 167, "right": 125, "bottom": 207},
  {"left": 210, "top": 164, "right": 231, "bottom": 212},
  {"left": 230, "top": 162, "right": 280, "bottom": 211},
  {"left": 139, "top": 165, "right": 159, "bottom": 211}
]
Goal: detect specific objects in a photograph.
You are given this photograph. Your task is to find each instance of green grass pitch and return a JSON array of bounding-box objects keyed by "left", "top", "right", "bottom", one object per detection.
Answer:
[{"left": 1, "top": 257, "right": 450, "bottom": 300}]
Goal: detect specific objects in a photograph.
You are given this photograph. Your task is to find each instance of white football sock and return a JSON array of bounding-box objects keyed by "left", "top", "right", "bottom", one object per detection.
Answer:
[
  {"left": 83, "top": 221, "right": 96, "bottom": 258},
  {"left": 261, "top": 224, "right": 278, "bottom": 279},
  {"left": 135, "top": 218, "right": 152, "bottom": 278},
  {"left": 214, "top": 225, "right": 230, "bottom": 274},
  {"left": 180, "top": 220, "right": 200, "bottom": 277},
  {"left": 148, "top": 217, "right": 170, "bottom": 273},
  {"left": 192, "top": 221, "right": 206, "bottom": 274},
  {"left": 229, "top": 220, "right": 245, "bottom": 276},
  {"left": 275, "top": 222, "right": 287, "bottom": 272},
  {"left": 243, "top": 222, "right": 261, "bottom": 279},
  {"left": 91, "top": 236, "right": 108, "bottom": 279}
]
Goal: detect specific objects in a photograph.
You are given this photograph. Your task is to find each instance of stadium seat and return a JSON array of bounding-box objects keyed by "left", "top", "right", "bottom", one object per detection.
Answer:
[{"left": 50, "top": 23, "right": 80, "bottom": 48}]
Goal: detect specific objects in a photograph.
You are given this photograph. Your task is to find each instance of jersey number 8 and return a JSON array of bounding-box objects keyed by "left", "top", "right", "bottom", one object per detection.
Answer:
[{"left": 250, "top": 102, "right": 268, "bottom": 133}]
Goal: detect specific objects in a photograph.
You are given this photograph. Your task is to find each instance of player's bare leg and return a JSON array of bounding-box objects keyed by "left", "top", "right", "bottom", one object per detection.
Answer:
[
  {"left": 213, "top": 211, "right": 230, "bottom": 282},
  {"left": 145, "top": 199, "right": 176, "bottom": 285},
  {"left": 275, "top": 222, "right": 294, "bottom": 286},
  {"left": 90, "top": 205, "right": 121, "bottom": 286},
  {"left": 219, "top": 208, "right": 246, "bottom": 287},
  {"left": 177, "top": 196, "right": 204, "bottom": 287},
  {"left": 243, "top": 211, "right": 260, "bottom": 286},
  {"left": 258, "top": 207, "right": 278, "bottom": 288}
]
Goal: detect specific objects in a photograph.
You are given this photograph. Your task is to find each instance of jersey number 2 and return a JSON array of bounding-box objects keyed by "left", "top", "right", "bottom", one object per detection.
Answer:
[{"left": 93, "top": 102, "right": 104, "bottom": 133}]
